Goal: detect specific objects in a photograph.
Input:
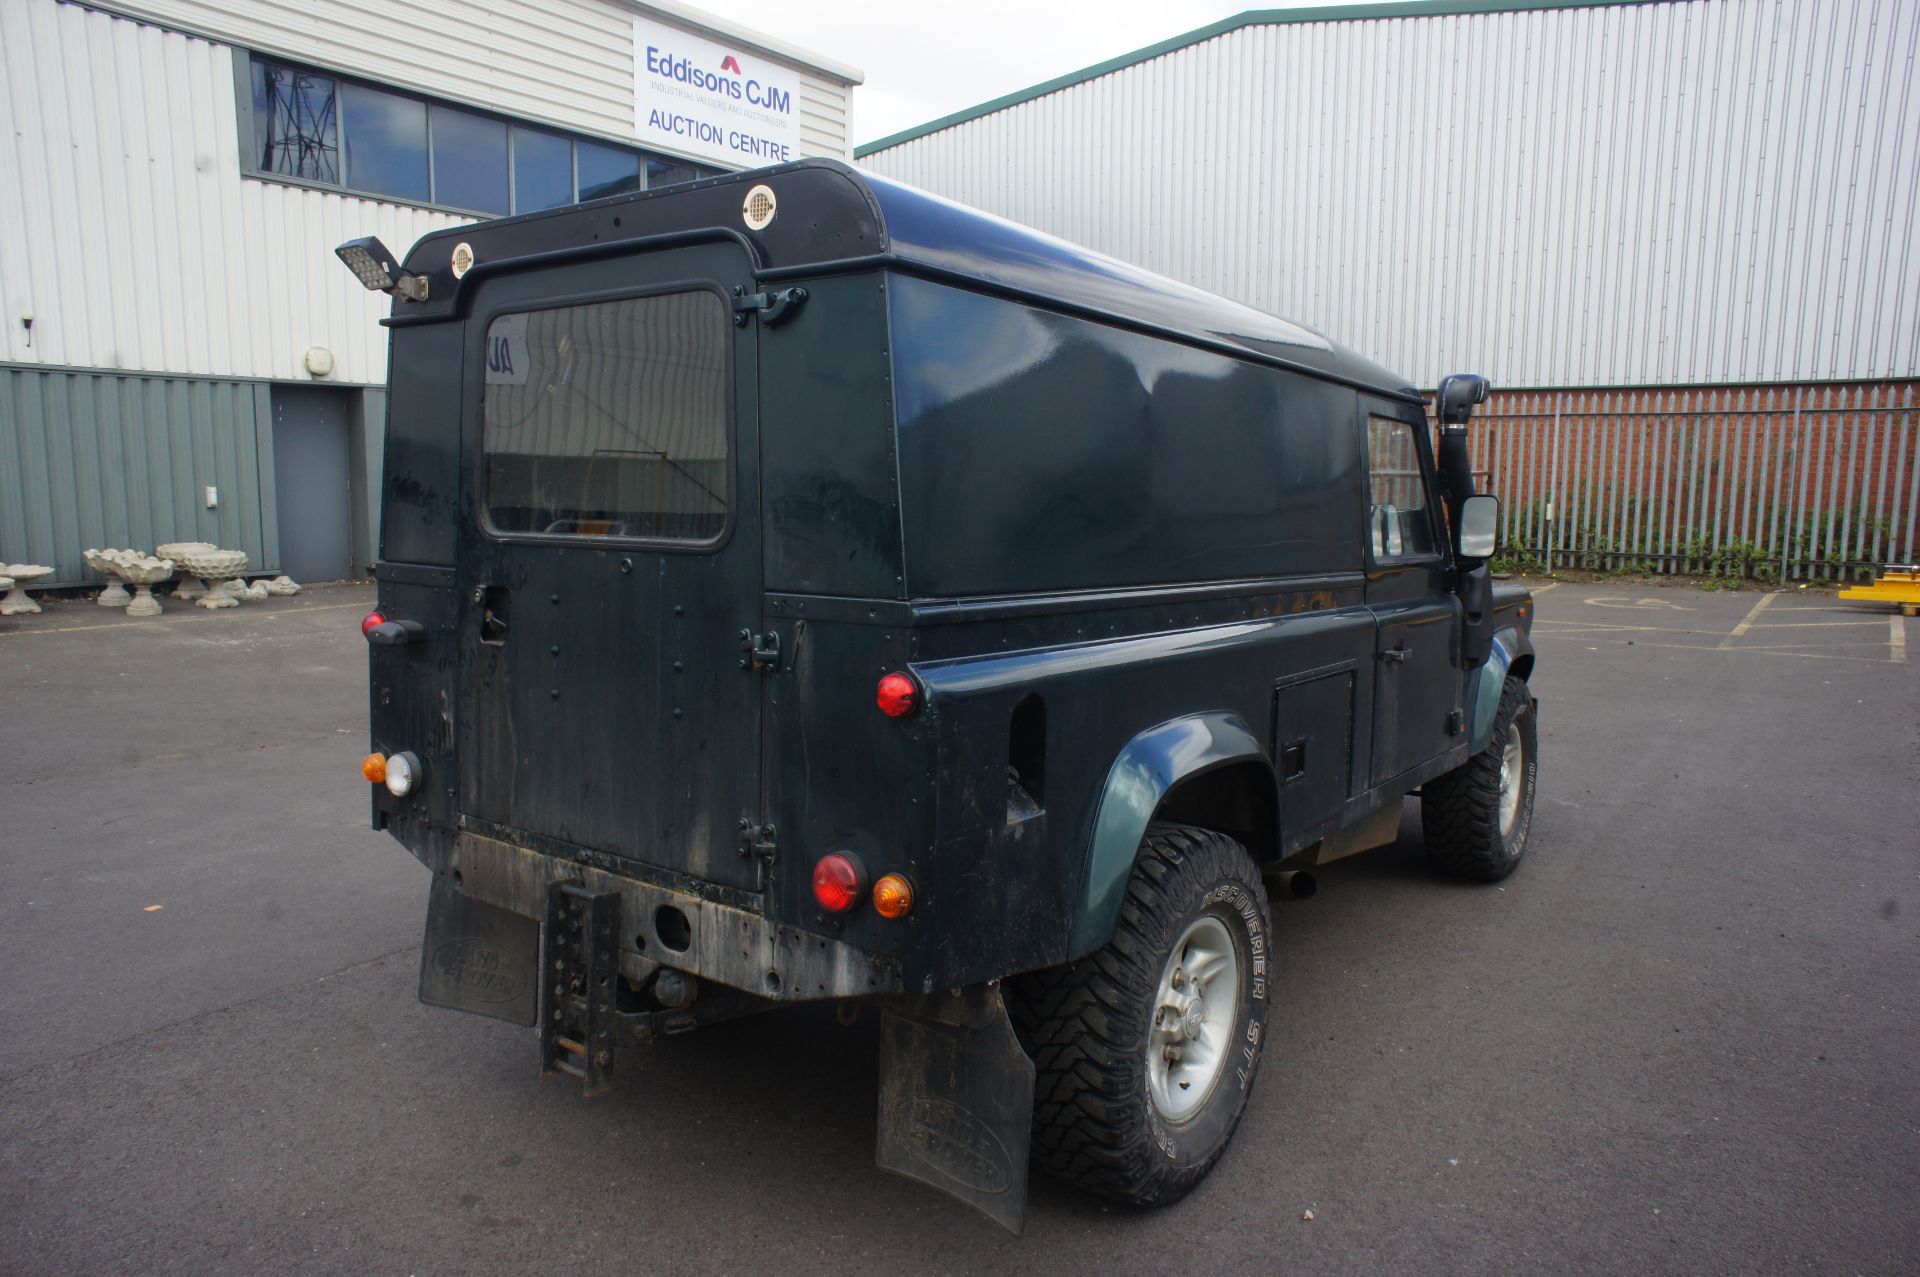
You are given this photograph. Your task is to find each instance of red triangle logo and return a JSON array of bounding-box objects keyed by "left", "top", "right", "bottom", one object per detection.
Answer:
[{"left": 721, "top": 55, "right": 743, "bottom": 74}]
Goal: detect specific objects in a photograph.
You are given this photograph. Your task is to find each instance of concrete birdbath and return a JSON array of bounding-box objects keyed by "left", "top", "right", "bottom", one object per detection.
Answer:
[
  {"left": 83, "top": 548, "right": 135, "bottom": 607},
  {"left": 173, "top": 549, "right": 249, "bottom": 609},
  {"left": 157, "top": 542, "right": 218, "bottom": 600},
  {"left": 0, "top": 564, "right": 54, "bottom": 615},
  {"left": 109, "top": 551, "right": 177, "bottom": 617}
]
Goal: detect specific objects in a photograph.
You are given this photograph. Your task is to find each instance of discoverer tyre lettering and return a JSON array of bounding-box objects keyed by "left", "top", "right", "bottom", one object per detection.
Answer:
[{"left": 1011, "top": 823, "right": 1272, "bottom": 1207}]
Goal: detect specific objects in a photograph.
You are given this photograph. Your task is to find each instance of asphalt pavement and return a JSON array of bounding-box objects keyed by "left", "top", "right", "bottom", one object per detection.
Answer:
[{"left": 1, "top": 579, "right": 1915, "bottom": 1274}]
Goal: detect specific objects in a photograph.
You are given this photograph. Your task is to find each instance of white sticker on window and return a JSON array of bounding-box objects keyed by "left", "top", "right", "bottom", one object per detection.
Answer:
[{"left": 485, "top": 312, "right": 529, "bottom": 385}]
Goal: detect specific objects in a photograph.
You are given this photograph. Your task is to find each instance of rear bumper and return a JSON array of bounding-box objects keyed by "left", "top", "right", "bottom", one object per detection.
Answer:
[{"left": 452, "top": 830, "right": 904, "bottom": 1001}]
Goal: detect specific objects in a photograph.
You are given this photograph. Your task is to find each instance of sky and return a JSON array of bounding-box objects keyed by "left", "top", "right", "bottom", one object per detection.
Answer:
[{"left": 695, "top": 0, "right": 1431, "bottom": 147}]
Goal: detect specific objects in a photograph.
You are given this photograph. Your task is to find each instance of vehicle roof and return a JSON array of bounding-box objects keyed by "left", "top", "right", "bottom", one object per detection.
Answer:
[{"left": 394, "top": 159, "right": 1420, "bottom": 401}]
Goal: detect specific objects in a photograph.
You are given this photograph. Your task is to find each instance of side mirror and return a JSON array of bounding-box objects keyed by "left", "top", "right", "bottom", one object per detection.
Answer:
[
  {"left": 1436, "top": 373, "right": 1490, "bottom": 428},
  {"left": 1456, "top": 494, "right": 1500, "bottom": 561}
]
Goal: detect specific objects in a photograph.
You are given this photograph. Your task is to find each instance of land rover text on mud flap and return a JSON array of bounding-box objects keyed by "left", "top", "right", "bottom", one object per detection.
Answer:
[{"left": 346, "top": 159, "right": 1539, "bottom": 1232}]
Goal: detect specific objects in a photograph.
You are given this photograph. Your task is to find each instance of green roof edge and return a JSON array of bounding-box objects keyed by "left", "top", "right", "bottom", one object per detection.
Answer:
[{"left": 855, "top": 0, "right": 1673, "bottom": 157}]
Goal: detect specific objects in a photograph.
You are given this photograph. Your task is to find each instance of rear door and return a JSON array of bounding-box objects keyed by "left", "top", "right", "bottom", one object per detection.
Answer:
[
  {"left": 1362, "top": 404, "right": 1463, "bottom": 787},
  {"left": 456, "top": 242, "right": 764, "bottom": 892}
]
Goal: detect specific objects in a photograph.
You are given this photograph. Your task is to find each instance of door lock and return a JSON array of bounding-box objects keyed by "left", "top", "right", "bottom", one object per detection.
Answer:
[{"left": 739, "top": 629, "right": 781, "bottom": 672}]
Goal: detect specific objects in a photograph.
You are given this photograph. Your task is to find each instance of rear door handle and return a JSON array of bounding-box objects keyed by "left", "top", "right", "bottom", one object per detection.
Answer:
[
  {"left": 476, "top": 584, "right": 511, "bottom": 644},
  {"left": 1380, "top": 645, "right": 1410, "bottom": 663}
]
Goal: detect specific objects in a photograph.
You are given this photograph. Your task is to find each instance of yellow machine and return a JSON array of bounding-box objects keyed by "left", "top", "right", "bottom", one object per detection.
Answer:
[{"left": 1839, "top": 565, "right": 1920, "bottom": 617}]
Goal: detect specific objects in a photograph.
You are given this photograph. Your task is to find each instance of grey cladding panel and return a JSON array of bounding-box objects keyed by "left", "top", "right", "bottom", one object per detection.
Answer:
[{"left": 0, "top": 367, "right": 271, "bottom": 586}]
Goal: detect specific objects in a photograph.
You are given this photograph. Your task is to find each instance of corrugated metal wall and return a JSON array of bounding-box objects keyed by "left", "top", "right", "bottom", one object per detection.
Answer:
[
  {"left": 0, "top": 0, "right": 469, "bottom": 384},
  {"left": 863, "top": 0, "right": 1920, "bottom": 390},
  {"left": 96, "top": 0, "right": 857, "bottom": 166},
  {"left": 0, "top": 0, "right": 856, "bottom": 385},
  {"left": 0, "top": 367, "right": 278, "bottom": 585}
]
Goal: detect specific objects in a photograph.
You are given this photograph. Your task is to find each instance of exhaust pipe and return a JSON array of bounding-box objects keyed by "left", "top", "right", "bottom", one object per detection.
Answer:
[{"left": 1267, "top": 870, "right": 1318, "bottom": 902}]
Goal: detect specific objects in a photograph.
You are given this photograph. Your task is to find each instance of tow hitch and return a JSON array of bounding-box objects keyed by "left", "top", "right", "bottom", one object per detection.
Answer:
[{"left": 541, "top": 882, "right": 621, "bottom": 1095}]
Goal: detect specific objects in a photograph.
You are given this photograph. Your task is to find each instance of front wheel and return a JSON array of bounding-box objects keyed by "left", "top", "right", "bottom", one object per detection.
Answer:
[
  {"left": 1421, "top": 675, "right": 1538, "bottom": 880},
  {"left": 1011, "top": 823, "right": 1272, "bottom": 1207}
]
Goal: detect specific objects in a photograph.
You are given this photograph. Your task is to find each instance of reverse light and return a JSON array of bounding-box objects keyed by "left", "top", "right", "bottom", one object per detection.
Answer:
[
  {"left": 876, "top": 671, "right": 920, "bottom": 718},
  {"left": 812, "top": 852, "right": 866, "bottom": 914},
  {"left": 360, "top": 610, "right": 385, "bottom": 636},
  {"left": 384, "top": 751, "right": 420, "bottom": 797},
  {"left": 872, "top": 873, "right": 914, "bottom": 920},
  {"left": 361, "top": 752, "right": 387, "bottom": 784}
]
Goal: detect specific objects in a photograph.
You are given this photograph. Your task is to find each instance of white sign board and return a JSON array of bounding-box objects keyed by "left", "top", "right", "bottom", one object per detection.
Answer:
[{"left": 633, "top": 16, "right": 804, "bottom": 170}]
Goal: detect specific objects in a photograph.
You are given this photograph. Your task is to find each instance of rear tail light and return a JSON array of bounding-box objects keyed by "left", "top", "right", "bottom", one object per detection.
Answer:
[
  {"left": 360, "top": 610, "right": 386, "bottom": 636},
  {"left": 872, "top": 873, "right": 914, "bottom": 919},
  {"left": 876, "top": 671, "right": 920, "bottom": 718},
  {"left": 812, "top": 852, "right": 866, "bottom": 913}
]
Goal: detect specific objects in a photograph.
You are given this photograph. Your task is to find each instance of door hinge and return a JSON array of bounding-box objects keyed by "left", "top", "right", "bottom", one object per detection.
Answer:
[
  {"left": 738, "top": 628, "right": 781, "bottom": 672},
  {"left": 738, "top": 820, "right": 777, "bottom": 863},
  {"left": 1448, "top": 707, "right": 1465, "bottom": 735},
  {"left": 732, "top": 285, "right": 808, "bottom": 327}
]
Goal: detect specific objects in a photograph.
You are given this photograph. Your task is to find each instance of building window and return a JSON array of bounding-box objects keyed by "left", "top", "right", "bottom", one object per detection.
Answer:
[
  {"left": 342, "top": 82, "right": 429, "bottom": 203},
  {"left": 511, "top": 126, "right": 574, "bottom": 213},
  {"left": 430, "top": 104, "right": 508, "bottom": 215},
  {"left": 1364, "top": 416, "right": 1437, "bottom": 559},
  {"left": 577, "top": 140, "right": 642, "bottom": 201},
  {"left": 243, "top": 54, "right": 722, "bottom": 215},
  {"left": 252, "top": 61, "right": 338, "bottom": 182}
]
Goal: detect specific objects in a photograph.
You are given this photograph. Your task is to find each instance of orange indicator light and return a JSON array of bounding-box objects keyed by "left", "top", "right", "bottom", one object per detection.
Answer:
[{"left": 872, "top": 873, "right": 914, "bottom": 920}]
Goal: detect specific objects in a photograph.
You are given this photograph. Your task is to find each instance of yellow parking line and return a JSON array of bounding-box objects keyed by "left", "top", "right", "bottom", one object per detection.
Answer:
[
  {"left": 0, "top": 599, "right": 368, "bottom": 638},
  {"left": 1717, "top": 592, "right": 1778, "bottom": 649},
  {"left": 1748, "top": 619, "right": 1894, "bottom": 628},
  {"left": 1629, "top": 639, "right": 1890, "bottom": 664},
  {"left": 1534, "top": 621, "right": 1676, "bottom": 633}
]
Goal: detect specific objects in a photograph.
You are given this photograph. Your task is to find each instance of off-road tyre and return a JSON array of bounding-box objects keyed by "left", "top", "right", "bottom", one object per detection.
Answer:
[
  {"left": 1009, "top": 823, "right": 1272, "bottom": 1208},
  {"left": 1421, "top": 675, "right": 1537, "bottom": 881}
]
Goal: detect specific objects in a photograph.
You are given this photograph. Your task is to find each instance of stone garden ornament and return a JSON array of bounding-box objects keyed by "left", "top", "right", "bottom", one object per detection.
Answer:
[
  {"left": 157, "top": 542, "right": 218, "bottom": 600},
  {"left": 0, "top": 564, "right": 54, "bottom": 615},
  {"left": 107, "top": 551, "right": 177, "bottom": 617},
  {"left": 83, "top": 548, "right": 135, "bottom": 607},
  {"left": 173, "top": 548, "right": 249, "bottom": 608}
]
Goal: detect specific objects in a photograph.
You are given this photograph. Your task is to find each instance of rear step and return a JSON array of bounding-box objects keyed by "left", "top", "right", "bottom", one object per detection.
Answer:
[{"left": 540, "top": 882, "right": 620, "bottom": 1096}]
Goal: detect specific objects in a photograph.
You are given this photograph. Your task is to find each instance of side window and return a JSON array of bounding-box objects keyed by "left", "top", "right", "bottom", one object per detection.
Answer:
[
  {"left": 483, "top": 292, "right": 730, "bottom": 542},
  {"left": 1365, "top": 415, "right": 1438, "bottom": 559}
]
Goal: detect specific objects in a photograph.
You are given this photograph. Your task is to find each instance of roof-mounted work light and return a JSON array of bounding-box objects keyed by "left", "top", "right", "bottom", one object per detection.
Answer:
[{"left": 334, "top": 236, "right": 429, "bottom": 302}]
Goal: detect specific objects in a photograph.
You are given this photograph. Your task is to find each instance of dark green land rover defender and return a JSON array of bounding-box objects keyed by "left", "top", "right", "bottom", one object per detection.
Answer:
[{"left": 347, "top": 159, "right": 1539, "bottom": 1231}]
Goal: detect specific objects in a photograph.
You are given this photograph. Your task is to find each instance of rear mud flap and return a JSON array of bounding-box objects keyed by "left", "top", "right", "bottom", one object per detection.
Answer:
[
  {"left": 876, "top": 984, "right": 1035, "bottom": 1234},
  {"left": 418, "top": 875, "right": 539, "bottom": 1027}
]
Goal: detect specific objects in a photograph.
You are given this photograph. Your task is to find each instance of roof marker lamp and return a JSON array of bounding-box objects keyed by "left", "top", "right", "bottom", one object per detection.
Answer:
[{"left": 334, "top": 236, "right": 429, "bottom": 302}]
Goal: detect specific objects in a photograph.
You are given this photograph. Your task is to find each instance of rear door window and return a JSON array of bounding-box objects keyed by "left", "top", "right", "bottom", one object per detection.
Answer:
[
  {"left": 1364, "top": 415, "right": 1438, "bottom": 559},
  {"left": 482, "top": 291, "right": 730, "bottom": 542}
]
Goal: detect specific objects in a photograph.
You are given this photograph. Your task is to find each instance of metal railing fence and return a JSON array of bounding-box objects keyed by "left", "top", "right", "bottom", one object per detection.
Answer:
[{"left": 1466, "top": 382, "right": 1918, "bottom": 581}]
